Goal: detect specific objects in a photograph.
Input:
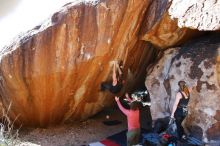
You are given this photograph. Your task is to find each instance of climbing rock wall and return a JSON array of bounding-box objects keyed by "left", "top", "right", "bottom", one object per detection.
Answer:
[
  {"left": 0, "top": 0, "right": 157, "bottom": 126},
  {"left": 169, "top": 0, "right": 220, "bottom": 31},
  {"left": 146, "top": 34, "right": 220, "bottom": 142},
  {"left": 140, "top": 0, "right": 200, "bottom": 49}
]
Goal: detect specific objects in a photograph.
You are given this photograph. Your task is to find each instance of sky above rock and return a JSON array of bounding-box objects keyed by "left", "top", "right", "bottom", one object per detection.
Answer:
[{"left": 0, "top": 0, "right": 84, "bottom": 49}]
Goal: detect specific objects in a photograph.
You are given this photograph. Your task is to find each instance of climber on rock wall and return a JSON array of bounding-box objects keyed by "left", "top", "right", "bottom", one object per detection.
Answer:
[{"left": 100, "top": 60, "right": 124, "bottom": 95}]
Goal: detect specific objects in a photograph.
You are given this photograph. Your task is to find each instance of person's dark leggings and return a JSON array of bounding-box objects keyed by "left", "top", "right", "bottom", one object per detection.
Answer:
[
  {"left": 100, "top": 82, "right": 112, "bottom": 91},
  {"left": 174, "top": 108, "right": 186, "bottom": 139}
]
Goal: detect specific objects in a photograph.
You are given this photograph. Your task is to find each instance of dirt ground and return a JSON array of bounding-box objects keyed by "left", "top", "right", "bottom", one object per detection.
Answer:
[
  {"left": 18, "top": 107, "right": 127, "bottom": 146},
  {"left": 15, "top": 106, "right": 220, "bottom": 146}
]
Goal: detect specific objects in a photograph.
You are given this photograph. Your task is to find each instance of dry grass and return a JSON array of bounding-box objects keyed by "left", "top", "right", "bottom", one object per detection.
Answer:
[{"left": 0, "top": 103, "right": 20, "bottom": 146}]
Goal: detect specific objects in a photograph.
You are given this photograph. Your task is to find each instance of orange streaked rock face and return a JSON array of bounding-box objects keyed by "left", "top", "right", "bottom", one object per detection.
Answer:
[
  {"left": 140, "top": 0, "right": 200, "bottom": 49},
  {"left": 0, "top": 0, "right": 157, "bottom": 127}
]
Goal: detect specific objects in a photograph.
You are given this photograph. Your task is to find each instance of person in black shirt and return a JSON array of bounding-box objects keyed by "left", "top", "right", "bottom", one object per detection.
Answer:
[
  {"left": 171, "top": 80, "right": 196, "bottom": 140},
  {"left": 130, "top": 89, "right": 151, "bottom": 131},
  {"left": 123, "top": 88, "right": 151, "bottom": 131}
]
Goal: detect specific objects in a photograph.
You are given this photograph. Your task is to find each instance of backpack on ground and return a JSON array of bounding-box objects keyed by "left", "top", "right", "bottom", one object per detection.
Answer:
[
  {"left": 142, "top": 133, "right": 160, "bottom": 145},
  {"left": 165, "top": 118, "right": 178, "bottom": 138}
]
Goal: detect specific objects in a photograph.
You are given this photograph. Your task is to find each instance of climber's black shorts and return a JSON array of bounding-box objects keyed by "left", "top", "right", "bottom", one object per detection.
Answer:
[{"left": 100, "top": 82, "right": 122, "bottom": 94}]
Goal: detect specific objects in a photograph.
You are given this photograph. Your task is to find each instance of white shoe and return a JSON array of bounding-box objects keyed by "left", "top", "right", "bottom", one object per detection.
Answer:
[{"left": 142, "top": 102, "right": 151, "bottom": 106}]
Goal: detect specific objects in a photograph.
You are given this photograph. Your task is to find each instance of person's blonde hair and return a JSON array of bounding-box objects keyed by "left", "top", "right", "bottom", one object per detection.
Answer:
[{"left": 178, "top": 81, "right": 189, "bottom": 97}]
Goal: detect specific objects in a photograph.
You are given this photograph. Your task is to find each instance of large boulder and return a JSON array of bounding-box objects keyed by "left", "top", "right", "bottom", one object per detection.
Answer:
[
  {"left": 146, "top": 34, "right": 220, "bottom": 142},
  {"left": 140, "top": 0, "right": 200, "bottom": 49},
  {"left": 169, "top": 0, "right": 220, "bottom": 31},
  {"left": 0, "top": 0, "right": 157, "bottom": 127}
]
